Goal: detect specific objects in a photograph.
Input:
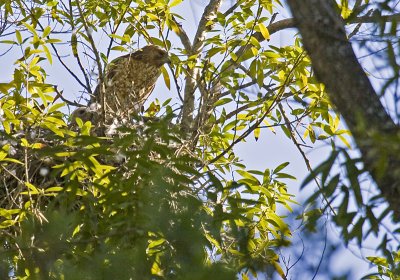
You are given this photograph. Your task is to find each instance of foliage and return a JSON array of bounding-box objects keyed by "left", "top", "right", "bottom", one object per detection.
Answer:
[
  {"left": 364, "top": 251, "right": 400, "bottom": 280},
  {"left": 0, "top": 0, "right": 399, "bottom": 279}
]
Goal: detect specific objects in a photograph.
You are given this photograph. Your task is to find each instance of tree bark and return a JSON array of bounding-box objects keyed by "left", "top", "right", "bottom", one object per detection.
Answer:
[{"left": 287, "top": 0, "right": 400, "bottom": 220}]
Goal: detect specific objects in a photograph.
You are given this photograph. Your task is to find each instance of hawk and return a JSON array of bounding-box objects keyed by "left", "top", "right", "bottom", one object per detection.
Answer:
[
  {"left": 90, "top": 45, "right": 170, "bottom": 123},
  {"left": 69, "top": 103, "right": 100, "bottom": 126}
]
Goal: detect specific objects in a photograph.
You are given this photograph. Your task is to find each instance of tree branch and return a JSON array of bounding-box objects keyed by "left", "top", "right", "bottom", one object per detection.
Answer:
[
  {"left": 170, "top": 16, "right": 192, "bottom": 51},
  {"left": 181, "top": 0, "right": 223, "bottom": 134},
  {"left": 349, "top": 12, "right": 400, "bottom": 24},
  {"left": 287, "top": 0, "right": 400, "bottom": 220},
  {"left": 192, "top": 0, "right": 222, "bottom": 53},
  {"left": 225, "top": 11, "right": 400, "bottom": 64}
]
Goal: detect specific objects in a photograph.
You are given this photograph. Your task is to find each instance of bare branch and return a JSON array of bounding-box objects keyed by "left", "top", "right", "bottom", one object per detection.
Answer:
[
  {"left": 181, "top": 0, "right": 223, "bottom": 133},
  {"left": 170, "top": 16, "right": 192, "bottom": 51},
  {"left": 192, "top": 0, "right": 223, "bottom": 53},
  {"left": 75, "top": 2, "right": 102, "bottom": 85},
  {"left": 54, "top": 86, "right": 83, "bottom": 107}
]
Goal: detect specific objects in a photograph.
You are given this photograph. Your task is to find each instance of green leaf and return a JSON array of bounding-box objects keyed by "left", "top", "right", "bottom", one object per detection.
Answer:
[
  {"left": 21, "top": 21, "right": 38, "bottom": 37},
  {"left": 348, "top": 217, "right": 365, "bottom": 246},
  {"left": 237, "top": 170, "right": 260, "bottom": 185},
  {"left": 44, "top": 186, "right": 63, "bottom": 193},
  {"left": 214, "top": 98, "right": 232, "bottom": 107},
  {"left": 0, "top": 208, "right": 21, "bottom": 219},
  {"left": 253, "top": 127, "right": 260, "bottom": 141},
  {"left": 258, "top": 22, "right": 270, "bottom": 40},
  {"left": 275, "top": 173, "right": 296, "bottom": 180},
  {"left": 0, "top": 219, "right": 18, "bottom": 229},
  {"left": 169, "top": 0, "right": 182, "bottom": 7},
  {"left": 0, "top": 40, "right": 18, "bottom": 44},
  {"left": 71, "top": 32, "right": 78, "bottom": 57},
  {"left": 42, "top": 26, "right": 51, "bottom": 37},
  {"left": 301, "top": 150, "right": 340, "bottom": 189},
  {"left": 161, "top": 65, "right": 170, "bottom": 90},
  {"left": 24, "top": 182, "right": 40, "bottom": 195},
  {"left": 16, "top": 30, "right": 23, "bottom": 44},
  {"left": 43, "top": 44, "right": 52, "bottom": 64},
  {"left": 110, "top": 46, "right": 128, "bottom": 52},
  {"left": 343, "top": 152, "right": 363, "bottom": 207},
  {"left": 45, "top": 38, "right": 62, "bottom": 44},
  {"left": 0, "top": 82, "right": 13, "bottom": 93},
  {"left": 273, "top": 162, "right": 289, "bottom": 174},
  {"left": 47, "top": 102, "right": 65, "bottom": 114}
]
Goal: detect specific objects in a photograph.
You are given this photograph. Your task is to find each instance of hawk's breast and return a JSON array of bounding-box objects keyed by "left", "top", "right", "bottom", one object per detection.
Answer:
[{"left": 104, "top": 58, "right": 161, "bottom": 118}]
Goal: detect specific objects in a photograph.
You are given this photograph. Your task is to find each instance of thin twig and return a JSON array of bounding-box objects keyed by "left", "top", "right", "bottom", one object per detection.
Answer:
[
  {"left": 219, "top": 80, "right": 258, "bottom": 98},
  {"left": 54, "top": 86, "right": 83, "bottom": 107},
  {"left": 75, "top": 0, "right": 105, "bottom": 123},
  {"left": 223, "top": 0, "right": 245, "bottom": 16},
  {"left": 278, "top": 102, "right": 337, "bottom": 216},
  {"left": 311, "top": 221, "right": 327, "bottom": 280},
  {"left": 207, "top": 50, "right": 304, "bottom": 165},
  {"left": 221, "top": 86, "right": 278, "bottom": 122},
  {"left": 68, "top": 0, "right": 92, "bottom": 94},
  {"left": 20, "top": 1, "right": 89, "bottom": 91},
  {"left": 105, "top": 1, "right": 132, "bottom": 59}
]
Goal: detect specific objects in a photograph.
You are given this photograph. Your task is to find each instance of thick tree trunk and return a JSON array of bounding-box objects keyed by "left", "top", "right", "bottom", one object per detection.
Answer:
[{"left": 287, "top": 0, "right": 400, "bottom": 220}]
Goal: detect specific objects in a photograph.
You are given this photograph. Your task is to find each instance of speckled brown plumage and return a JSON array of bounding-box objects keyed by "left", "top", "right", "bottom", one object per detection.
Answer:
[{"left": 91, "top": 45, "right": 170, "bottom": 123}]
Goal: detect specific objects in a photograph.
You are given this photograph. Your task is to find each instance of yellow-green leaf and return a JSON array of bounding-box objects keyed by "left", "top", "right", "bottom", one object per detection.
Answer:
[
  {"left": 21, "top": 22, "right": 38, "bottom": 37},
  {"left": 169, "top": 0, "right": 182, "bottom": 7},
  {"left": 44, "top": 186, "right": 63, "bottom": 193},
  {"left": 47, "top": 102, "right": 65, "bottom": 114},
  {"left": 42, "top": 26, "right": 51, "bottom": 38},
  {"left": 254, "top": 127, "right": 260, "bottom": 141},
  {"left": 16, "top": 30, "right": 22, "bottom": 44},
  {"left": 161, "top": 66, "right": 170, "bottom": 90},
  {"left": 0, "top": 219, "right": 17, "bottom": 229},
  {"left": 25, "top": 182, "right": 40, "bottom": 194},
  {"left": 258, "top": 22, "right": 270, "bottom": 40},
  {"left": 43, "top": 44, "right": 52, "bottom": 64},
  {"left": 71, "top": 32, "right": 78, "bottom": 57}
]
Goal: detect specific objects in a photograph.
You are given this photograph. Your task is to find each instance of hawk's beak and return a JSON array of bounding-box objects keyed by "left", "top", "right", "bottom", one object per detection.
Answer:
[{"left": 165, "top": 56, "right": 172, "bottom": 64}]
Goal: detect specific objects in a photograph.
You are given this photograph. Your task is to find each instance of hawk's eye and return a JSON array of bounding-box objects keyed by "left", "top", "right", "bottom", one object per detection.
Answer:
[{"left": 156, "top": 50, "right": 165, "bottom": 58}]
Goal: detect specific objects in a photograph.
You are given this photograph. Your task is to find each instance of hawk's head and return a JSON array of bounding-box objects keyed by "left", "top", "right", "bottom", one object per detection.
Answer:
[
  {"left": 70, "top": 103, "right": 101, "bottom": 125},
  {"left": 132, "top": 45, "right": 171, "bottom": 67}
]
